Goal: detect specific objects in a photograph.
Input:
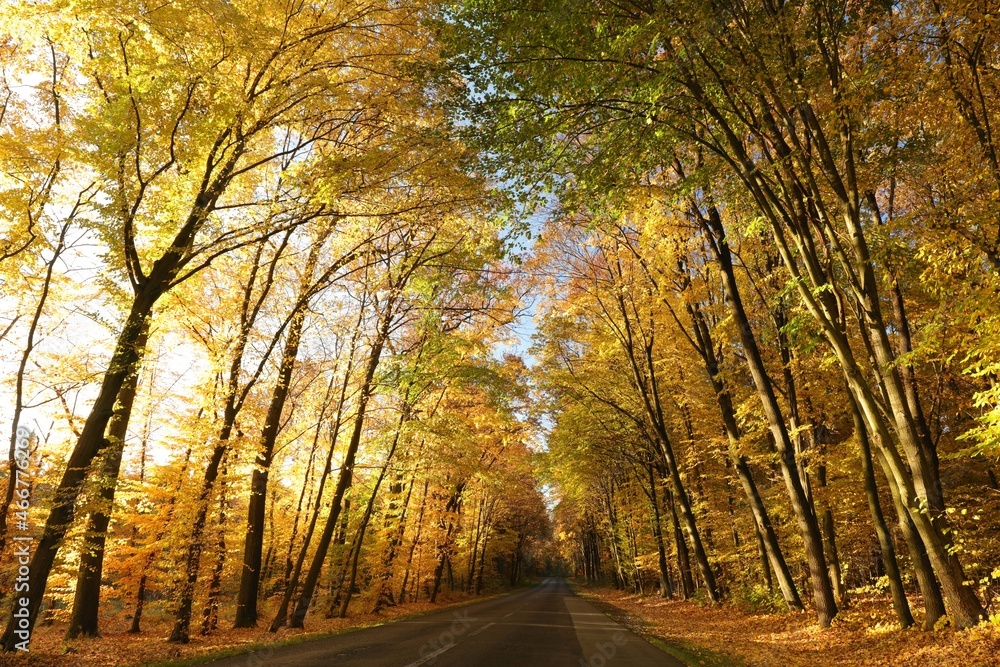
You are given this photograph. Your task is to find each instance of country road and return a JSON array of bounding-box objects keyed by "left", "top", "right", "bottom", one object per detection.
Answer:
[{"left": 200, "top": 578, "right": 685, "bottom": 667}]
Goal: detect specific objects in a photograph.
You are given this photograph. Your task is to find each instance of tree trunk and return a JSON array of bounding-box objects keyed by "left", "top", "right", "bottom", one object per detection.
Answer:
[
  {"left": 755, "top": 524, "right": 773, "bottom": 590},
  {"left": 466, "top": 496, "right": 484, "bottom": 593},
  {"left": 0, "top": 140, "right": 254, "bottom": 648},
  {"left": 625, "top": 513, "right": 643, "bottom": 594},
  {"left": 429, "top": 485, "right": 464, "bottom": 604},
  {"left": 868, "top": 190, "right": 944, "bottom": 516},
  {"left": 372, "top": 472, "right": 418, "bottom": 612},
  {"left": 337, "top": 420, "right": 403, "bottom": 618},
  {"left": 269, "top": 324, "right": 362, "bottom": 632},
  {"left": 683, "top": 295, "right": 802, "bottom": 610},
  {"left": 473, "top": 510, "right": 491, "bottom": 596},
  {"left": 168, "top": 441, "right": 229, "bottom": 643},
  {"left": 398, "top": 480, "right": 429, "bottom": 604},
  {"left": 733, "top": 458, "right": 803, "bottom": 610},
  {"left": 873, "top": 447, "right": 946, "bottom": 630},
  {"left": 847, "top": 389, "right": 913, "bottom": 628},
  {"left": 288, "top": 307, "right": 392, "bottom": 629},
  {"left": 234, "top": 291, "right": 310, "bottom": 628},
  {"left": 66, "top": 322, "right": 148, "bottom": 639},
  {"left": 279, "top": 384, "right": 329, "bottom": 594},
  {"left": 603, "top": 482, "right": 628, "bottom": 590},
  {"left": 821, "top": 509, "right": 847, "bottom": 608},
  {"left": 2, "top": 290, "right": 158, "bottom": 650},
  {"left": 152, "top": 236, "right": 285, "bottom": 640},
  {"left": 702, "top": 209, "right": 837, "bottom": 626},
  {"left": 610, "top": 286, "right": 720, "bottom": 602},
  {"left": 663, "top": 482, "right": 694, "bottom": 598},
  {"left": 719, "top": 125, "right": 984, "bottom": 626},
  {"left": 200, "top": 468, "right": 228, "bottom": 635},
  {"left": 646, "top": 464, "right": 672, "bottom": 598},
  {"left": 656, "top": 432, "right": 718, "bottom": 600}
]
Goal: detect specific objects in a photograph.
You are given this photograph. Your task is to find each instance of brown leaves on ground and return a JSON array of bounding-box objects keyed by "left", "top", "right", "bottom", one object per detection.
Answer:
[{"left": 587, "top": 588, "right": 1000, "bottom": 667}]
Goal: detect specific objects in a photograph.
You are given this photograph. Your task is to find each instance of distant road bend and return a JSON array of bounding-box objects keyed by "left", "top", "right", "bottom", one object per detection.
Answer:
[{"left": 203, "top": 578, "right": 684, "bottom": 666}]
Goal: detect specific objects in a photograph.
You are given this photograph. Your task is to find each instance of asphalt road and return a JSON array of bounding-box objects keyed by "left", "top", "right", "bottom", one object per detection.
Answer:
[{"left": 202, "top": 578, "right": 685, "bottom": 667}]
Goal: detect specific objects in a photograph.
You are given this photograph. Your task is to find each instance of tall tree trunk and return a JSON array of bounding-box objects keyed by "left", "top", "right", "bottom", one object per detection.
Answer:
[
  {"left": 167, "top": 237, "right": 290, "bottom": 644},
  {"left": 466, "top": 496, "right": 484, "bottom": 593},
  {"left": 821, "top": 509, "right": 847, "bottom": 608},
  {"left": 324, "top": 533, "right": 355, "bottom": 617},
  {"left": 66, "top": 322, "right": 149, "bottom": 639},
  {"left": 234, "top": 283, "right": 311, "bottom": 628},
  {"left": 646, "top": 463, "right": 671, "bottom": 598},
  {"left": 603, "top": 482, "right": 627, "bottom": 590},
  {"left": 850, "top": 389, "right": 913, "bottom": 629},
  {"left": 372, "top": 472, "right": 418, "bottom": 612},
  {"left": 663, "top": 482, "right": 694, "bottom": 598},
  {"left": 733, "top": 457, "right": 803, "bottom": 611},
  {"left": 473, "top": 506, "right": 492, "bottom": 596},
  {"left": 625, "top": 512, "right": 643, "bottom": 594},
  {"left": 1, "top": 288, "right": 158, "bottom": 650},
  {"left": 655, "top": 429, "right": 718, "bottom": 600},
  {"left": 200, "top": 466, "right": 228, "bottom": 635},
  {"left": 713, "top": 117, "right": 984, "bottom": 625},
  {"left": 873, "top": 446, "right": 946, "bottom": 630},
  {"left": 288, "top": 303, "right": 393, "bottom": 629},
  {"left": 279, "top": 382, "right": 330, "bottom": 593},
  {"left": 839, "top": 276, "right": 980, "bottom": 624},
  {"left": 429, "top": 484, "right": 464, "bottom": 603},
  {"left": 699, "top": 207, "right": 837, "bottom": 626},
  {"left": 681, "top": 295, "right": 802, "bottom": 610},
  {"left": 868, "top": 190, "right": 943, "bottom": 514},
  {"left": 609, "top": 284, "right": 720, "bottom": 602},
  {"left": 0, "top": 138, "right": 254, "bottom": 648},
  {"left": 755, "top": 524, "right": 773, "bottom": 590},
  {"left": 233, "top": 228, "right": 359, "bottom": 626},
  {"left": 774, "top": 305, "right": 814, "bottom": 508},
  {"left": 269, "top": 320, "right": 363, "bottom": 632},
  {"left": 337, "top": 416, "right": 404, "bottom": 618},
  {"left": 336, "top": 503, "right": 373, "bottom": 618},
  {"left": 398, "top": 480, "right": 429, "bottom": 604}
]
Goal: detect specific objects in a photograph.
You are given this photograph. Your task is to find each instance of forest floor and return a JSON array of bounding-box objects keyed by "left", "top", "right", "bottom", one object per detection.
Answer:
[
  {"left": 0, "top": 591, "right": 490, "bottom": 667},
  {"left": 583, "top": 586, "right": 1000, "bottom": 667}
]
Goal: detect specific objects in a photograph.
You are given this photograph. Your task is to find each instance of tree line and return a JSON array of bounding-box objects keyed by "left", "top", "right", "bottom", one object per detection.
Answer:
[
  {"left": 445, "top": 0, "right": 1000, "bottom": 632},
  {"left": 0, "top": 0, "right": 549, "bottom": 651}
]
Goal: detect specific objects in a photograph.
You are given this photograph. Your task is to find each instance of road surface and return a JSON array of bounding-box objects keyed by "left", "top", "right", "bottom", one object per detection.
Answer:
[{"left": 202, "top": 578, "right": 685, "bottom": 666}]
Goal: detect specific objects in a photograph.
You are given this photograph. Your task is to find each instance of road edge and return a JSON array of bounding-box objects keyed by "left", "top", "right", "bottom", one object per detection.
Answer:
[{"left": 568, "top": 584, "right": 746, "bottom": 667}]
